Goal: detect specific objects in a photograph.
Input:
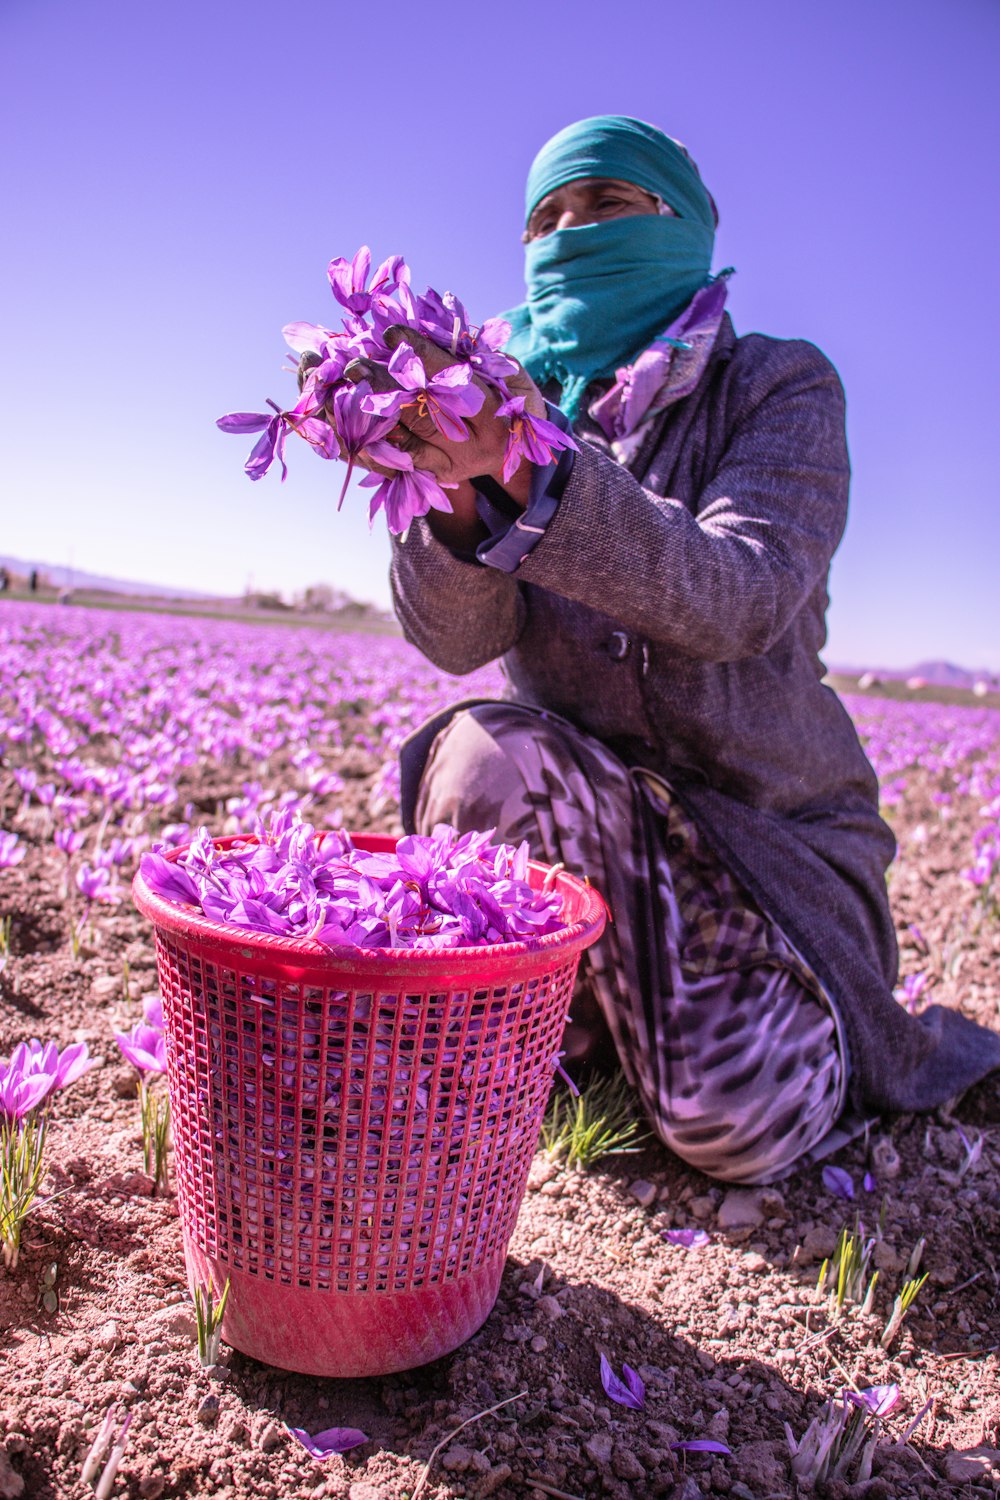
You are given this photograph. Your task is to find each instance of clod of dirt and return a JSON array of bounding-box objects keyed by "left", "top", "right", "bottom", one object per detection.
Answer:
[
  {"left": 145, "top": 1303, "right": 197, "bottom": 1338},
  {"left": 942, "top": 1447, "right": 1000, "bottom": 1482},
  {"left": 0, "top": 1450, "right": 24, "bottom": 1500},
  {"left": 717, "top": 1190, "right": 765, "bottom": 1230},
  {"left": 800, "top": 1226, "right": 838, "bottom": 1263}
]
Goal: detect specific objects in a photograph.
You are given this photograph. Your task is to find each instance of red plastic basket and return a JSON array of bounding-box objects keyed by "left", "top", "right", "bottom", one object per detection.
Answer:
[{"left": 132, "top": 833, "right": 605, "bottom": 1377}]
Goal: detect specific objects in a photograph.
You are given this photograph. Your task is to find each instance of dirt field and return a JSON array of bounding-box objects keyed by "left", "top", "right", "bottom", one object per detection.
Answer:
[{"left": 1, "top": 602, "right": 998, "bottom": 1499}]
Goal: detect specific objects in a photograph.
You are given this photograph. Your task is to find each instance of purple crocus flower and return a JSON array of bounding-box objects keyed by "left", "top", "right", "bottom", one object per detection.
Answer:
[
  {"left": 216, "top": 403, "right": 293, "bottom": 482},
  {"left": 327, "top": 245, "right": 407, "bottom": 315},
  {"left": 822, "top": 1164, "right": 855, "bottom": 1201},
  {"left": 844, "top": 1383, "right": 900, "bottom": 1418},
  {"left": 329, "top": 381, "right": 409, "bottom": 508},
  {"left": 75, "top": 862, "right": 120, "bottom": 905},
  {"left": 0, "top": 1039, "right": 95, "bottom": 1121},
  {"left": 0, "top": 1065, "right": 50, "bottom": 1123},
  {"left": 599, "top": 1354, "right": 645, "bottom": 1410},
  {"left": 663, "top": 1228, "right": 711, "bottom": 1249},
  {"left": 360, "top": 467, "right": 454, "bottom": 536},
  {"left": 142, "top": 994, "right": 164, "bottom": 1031},
  {"left": 114, "top": 1020, "right": 168, "bottom": 1075},
  {"left": 218, "top": 400, "right": 336, "bottom": 483},
  {"left": 907, "top": 923, "right": 929, "bottom": 954},
  {"left": 0, "top": 831, "right": 25, "bottom": 869},
  {"left": 362, "top": 342, "right": 486, "bottom": 443},
  {"left": 495, "top": 395, "right": 578, "bottom": 482},
  {"left": 54, "top": 827, "right": 85, "bottom": 856},
  {"left": 894, "top": 971, "right": 930, "bottom": 1013},
  {"left": 284, "top": 1425, "right": 368, "bottom": 1458}
]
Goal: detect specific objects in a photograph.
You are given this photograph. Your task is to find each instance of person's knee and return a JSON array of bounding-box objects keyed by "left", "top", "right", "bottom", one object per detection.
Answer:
[
  {"left": 649, "top": 1061, "right": 842, "bottom": 1186},
  {"left": 414, "top": 707, "right": 535, "bottom": 836}
]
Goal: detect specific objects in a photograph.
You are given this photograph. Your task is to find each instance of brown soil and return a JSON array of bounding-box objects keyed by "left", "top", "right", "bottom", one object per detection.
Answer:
[{"left": 1, "top": 733, "right": 998, "bottom": 1500}]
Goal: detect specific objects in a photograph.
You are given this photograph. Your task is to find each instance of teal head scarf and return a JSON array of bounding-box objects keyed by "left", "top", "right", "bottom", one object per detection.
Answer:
[{"left": 503, "top": 116, "right": 718, "bottom": 418}]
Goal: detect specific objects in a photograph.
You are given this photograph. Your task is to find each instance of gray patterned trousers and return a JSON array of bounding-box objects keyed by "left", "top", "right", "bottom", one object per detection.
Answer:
[{"left": 408, "top": 703, "right": 853, "bottom": 1186}]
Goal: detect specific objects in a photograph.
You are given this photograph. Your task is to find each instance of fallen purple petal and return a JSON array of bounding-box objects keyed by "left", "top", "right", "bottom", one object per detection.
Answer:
[
  {"left": 663, "top": 1228, "right": 711, "bottom": 1249},
  {"left": 599, "top": 1353, "right": 645, "bottom": 1410},
  {"left": 822, "top": 1165, "right": 855, "bottom": 1201},
  {"left": 284, "top": 1424, "right": 369, "bottom": 1458},
  {"left": 669, "top": 1439, "right": 732, "bottom": 1454}
]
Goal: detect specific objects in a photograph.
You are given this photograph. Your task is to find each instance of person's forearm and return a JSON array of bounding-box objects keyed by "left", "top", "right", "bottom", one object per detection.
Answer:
[
  {"left": 390, "top": 520, "right": 525, "bottom": 675},
  {"left": 513, "top": 352, "right": 850, "bottom": 661},
  {"left": 425, "top": 481, "right": 489, "bottom": 551}
]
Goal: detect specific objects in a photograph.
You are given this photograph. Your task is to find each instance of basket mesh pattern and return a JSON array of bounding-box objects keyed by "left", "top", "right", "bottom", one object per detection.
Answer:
[{"left": 156, "top": 936, "right": 575, "bottom": 1294}]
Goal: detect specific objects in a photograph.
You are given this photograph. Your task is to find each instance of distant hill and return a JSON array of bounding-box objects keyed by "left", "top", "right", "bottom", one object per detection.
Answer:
[
  {"left": 832, "top": 658, "right": 998, "bottom": 690},
  {"left": 0, "top": 555, "right": 218, "bottom": 600},
  {"left": 0, "top": 555, "right": 392, "bottom": 626},
  {"left": 906, "top": 659, "right": 997, "bottom": 688}
]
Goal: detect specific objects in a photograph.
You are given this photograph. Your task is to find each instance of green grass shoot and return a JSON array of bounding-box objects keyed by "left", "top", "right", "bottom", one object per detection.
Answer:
[{"left": 541, "top": 1071, "right": 647, "bottom": 1170}]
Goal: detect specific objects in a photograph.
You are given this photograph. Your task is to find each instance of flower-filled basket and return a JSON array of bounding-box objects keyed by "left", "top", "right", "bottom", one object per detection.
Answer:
[{"left": 132, "top": 830, "right": 605, "bottom": 1377}]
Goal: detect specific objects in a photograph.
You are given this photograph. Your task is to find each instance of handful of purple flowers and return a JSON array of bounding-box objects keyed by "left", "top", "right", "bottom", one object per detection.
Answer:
[
  {"left": 216, "top": 247, "right": 576, "bottom": 534},
  {"left": 140, "top": 812, "right": 565, "bottom": 950}
]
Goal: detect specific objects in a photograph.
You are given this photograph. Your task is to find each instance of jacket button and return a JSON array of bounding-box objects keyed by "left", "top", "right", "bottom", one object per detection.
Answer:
[{"left": 607, "top": 631, "right": 631, "bottom": 661}]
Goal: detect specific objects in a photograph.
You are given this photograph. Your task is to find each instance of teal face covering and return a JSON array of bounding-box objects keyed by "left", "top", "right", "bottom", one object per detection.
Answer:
[{"left": 504, "top": 115, "right": 717, "bottom": 418}]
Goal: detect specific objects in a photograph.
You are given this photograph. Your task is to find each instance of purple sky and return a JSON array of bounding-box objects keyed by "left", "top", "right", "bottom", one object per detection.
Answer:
[{"left": 2, "top": 0, "right": 997, "bottom": 670}]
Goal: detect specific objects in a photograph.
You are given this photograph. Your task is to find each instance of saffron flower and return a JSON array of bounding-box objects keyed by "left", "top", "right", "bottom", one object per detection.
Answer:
[
  {"left": 76, "top": 863, "right": 120, "bottom": 905},
  {"left": 217, "top": 245, "right": 576, "bottom": 527},
  {"left": 0, "top": 832, "right": 25, "bottom": 869},
  {"left": 1, "top": 1038, "right": 95, "bottom": 1267},
  {"left": 0, "top": 1061, "right": 52, "bottom": 1123},
  {"left": 327, "top": 246, "right": 407, "bottom": 316},
  {"left": 360, "top": 466, "right": 454, "bottom": 536},
  {"left": 844, "top": 1384, "right": 900, "bottom": 1418},
  {"left": 894, "top": 971, "right": 930, "bottom": 1012},
  {"left": 494, "top": 395, "right": 577, "bottom": 482},
  {"left": 114, "top": 1020, "right": 167, "bottom": 1075},
  {"left": 215, "top": 404, "right": 291, "bottom": 482},
  {"left": 1, "top": 1040, "right": 95, "bottom": 1115},
  {"left": 362, "top": 342, "right": 486, "bottom": 442},
  {"left": 328, "top": 382, "right": 410, "bottom": 509},
  {"left": 599, "top": 1354, "right": 645, "bottom": 1410}
]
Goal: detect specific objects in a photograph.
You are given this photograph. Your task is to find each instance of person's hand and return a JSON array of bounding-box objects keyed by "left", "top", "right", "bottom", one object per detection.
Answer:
[
  {"left": 298, "top": 328, "right": 546, "bottom": 547},
  {"left": 342, "top": 326, "right": 546, "bottom": 509}
]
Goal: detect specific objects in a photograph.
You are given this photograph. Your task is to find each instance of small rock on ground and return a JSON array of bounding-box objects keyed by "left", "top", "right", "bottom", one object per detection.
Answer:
[
  {"left": 196, "top": 1394, "right": 220, "bottom": 1427},
  {"left": 717, "top": 1189, "right": 765, "bottom": 1230},
  {"left": 629, "top": 1178, "right": 658, "bottom": 1208}
]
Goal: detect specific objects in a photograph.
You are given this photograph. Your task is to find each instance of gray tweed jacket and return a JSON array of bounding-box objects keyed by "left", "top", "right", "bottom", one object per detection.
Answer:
[{"left": 390, "top": 315, "right": 1000, "bottom": 1114}]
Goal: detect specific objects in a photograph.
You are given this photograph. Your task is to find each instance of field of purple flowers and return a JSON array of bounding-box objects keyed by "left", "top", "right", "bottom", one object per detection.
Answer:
[{"left": 1, "top": 599, "right": 999, "bottom": 1500}]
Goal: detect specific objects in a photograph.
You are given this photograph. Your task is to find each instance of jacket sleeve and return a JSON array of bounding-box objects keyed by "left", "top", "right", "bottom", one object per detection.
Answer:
[
  {"left": 389, "top": 521, "right": 525, "bottom": 676},
  {"left": 512, "top": 339, "right": 850, "bottom": 662}
]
